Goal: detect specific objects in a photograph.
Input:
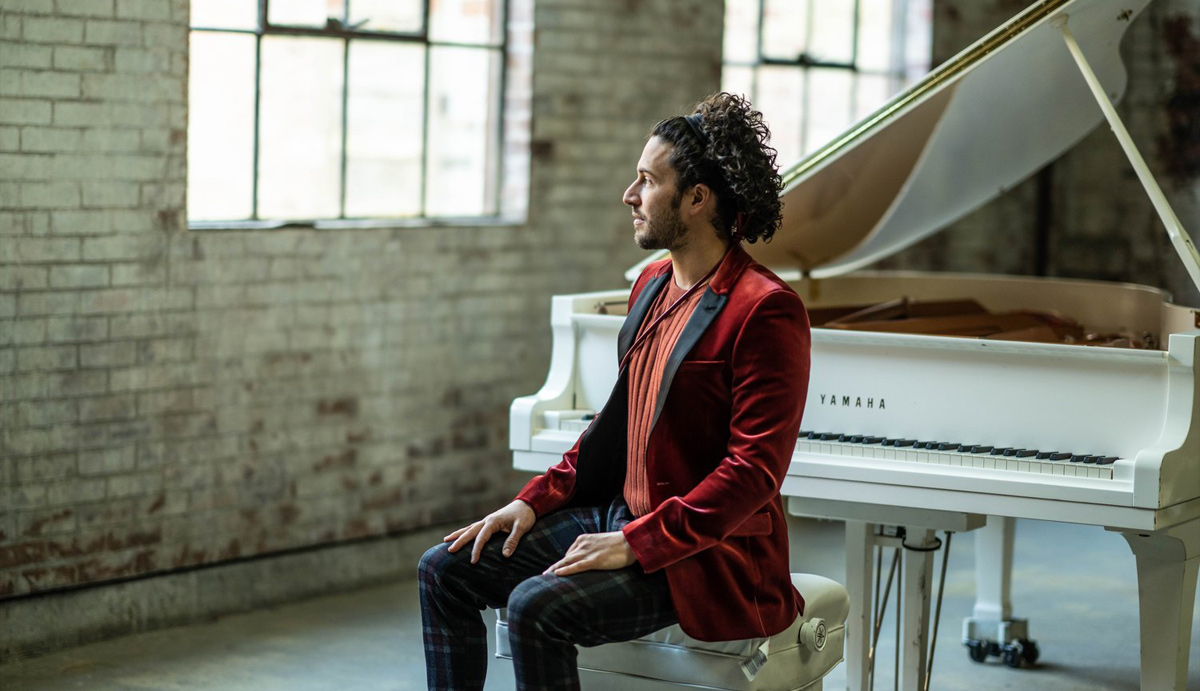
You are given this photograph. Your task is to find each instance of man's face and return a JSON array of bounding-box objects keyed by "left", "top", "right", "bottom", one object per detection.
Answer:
[{"left": 623, "top": 137, "right": 688, "bottom": 251}]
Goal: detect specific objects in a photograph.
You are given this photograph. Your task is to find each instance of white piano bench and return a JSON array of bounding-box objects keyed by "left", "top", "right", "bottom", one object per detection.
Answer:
[{"left": 494, "top": 573, "right": 849, "bottom": 691}]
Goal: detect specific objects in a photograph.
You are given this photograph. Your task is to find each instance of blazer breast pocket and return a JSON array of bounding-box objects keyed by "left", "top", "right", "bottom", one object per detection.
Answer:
[
  {"left": 729, "top": 511, "right": 772, "bottom": 537},
  {"left": 677, "top": 359, "right": 726, "bottom": 369},
  {"left": 673, "top": 359, "right": 728, "bottom": 387}
]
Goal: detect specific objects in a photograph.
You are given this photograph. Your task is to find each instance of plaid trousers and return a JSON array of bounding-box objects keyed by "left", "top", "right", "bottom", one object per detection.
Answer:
[{"left": 418, "top": 497, "right": 678, "bottom": 691}]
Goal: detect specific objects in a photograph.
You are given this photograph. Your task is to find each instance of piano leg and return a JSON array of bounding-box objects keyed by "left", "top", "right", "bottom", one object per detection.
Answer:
[
  {"left": 1114, "top": 518, "right": 1200, "bottom": 691},
  {"left": 970, "top": 517, "right": 1013, "bottom": 624},
  {"left": 963, "top": 517, "right": 1034, "bottom": 664},
  {"left": 844, "top": 521, "right": 874, "bottom": 691}
]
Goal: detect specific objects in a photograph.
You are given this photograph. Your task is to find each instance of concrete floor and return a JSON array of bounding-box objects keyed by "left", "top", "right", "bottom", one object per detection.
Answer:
[{"left": 1, "top": 517, "right": 1197, "bottom": 690}]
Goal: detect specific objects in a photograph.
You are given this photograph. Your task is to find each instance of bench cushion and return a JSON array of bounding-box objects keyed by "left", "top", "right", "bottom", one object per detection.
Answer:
[{"left": 495, "top": 573, "right": 848, "bottom": 691}]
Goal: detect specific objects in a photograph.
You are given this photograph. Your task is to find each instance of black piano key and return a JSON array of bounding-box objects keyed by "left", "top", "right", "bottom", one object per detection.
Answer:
[
  {"left": 1035, "top": 451, "right": 1056, "bottom": 460},
  {"left": 798, "top": 430, "right": 811, "bottom": 438},
  {"left": 1070, "top": 454, "right": 1090, "bottom": 463},
  {"left": 894, "top": 439, "right": 916, "bottom": 447},
  {"left": 1096, "top": 456, "right": 1119, "bottom": 465},
  {"left": 991, "top": 447, "right": 1012, "bottom": 456},
  {"left": 937, "top": 442, "right": 960, "bottom": 451},
  {"left": 918, "top": 441, "right": 939, "bottom": 450},
  {"left": 807, "top": 431, "right": 821, "bottom": 439},
  {"left": 1048, "top": 452, "right": 1073, "bottom": 461},
  {"left": 862, "top": 436, "right": 884, "bottom": 444},
  {"left": 1082, "top": 455, "right": 1101, "bottom": 464},
  {"left": 819, "top": 432, "right": 842, "bottom": 441},
  {"left": 845, "top": 435, "right": 863, "bottom": 443},
  {"left": 1003, "top": 448, "right": 1024, "bottom": 456},
  {"left": 969, "top": 445, "right": 993, "bottom": 454},
  {"left": 1016, "top": 449, "right": 1039, "bottom": 458}
]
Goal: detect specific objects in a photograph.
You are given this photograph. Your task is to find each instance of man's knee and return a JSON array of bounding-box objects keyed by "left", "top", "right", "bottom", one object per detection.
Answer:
[
  {"left": 507, "top": 575, "right": 574, "bottom": 638},
  {"left": 418, "top": 542, "right": 459, "bottom": 588}
]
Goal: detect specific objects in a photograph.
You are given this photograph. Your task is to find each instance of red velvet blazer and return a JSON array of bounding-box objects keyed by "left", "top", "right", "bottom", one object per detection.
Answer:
[{"left": 515, "top": 244, "right": 812, "bottom": 642}]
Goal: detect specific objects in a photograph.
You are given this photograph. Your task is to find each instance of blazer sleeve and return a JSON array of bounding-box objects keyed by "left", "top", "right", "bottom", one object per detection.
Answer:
[
  {"left": 620, "top": 287, "right": 811, "bottom": 572},
  {"left": 513, "top": 265, "right": 662, "bottom": 518}
]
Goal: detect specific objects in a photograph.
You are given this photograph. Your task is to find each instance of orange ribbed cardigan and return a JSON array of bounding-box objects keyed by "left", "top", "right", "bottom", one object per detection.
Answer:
[{"left": 623, "top": 278, "right": 704, "bottom": 516}]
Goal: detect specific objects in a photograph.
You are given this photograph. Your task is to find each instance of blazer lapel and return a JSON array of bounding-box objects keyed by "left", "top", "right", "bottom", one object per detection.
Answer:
[
  {"left": 618, "top": 272, "right": 671, "bottom": 363},
  {"left": 649, "top": 286, "right": 728, "bottom": 430}
]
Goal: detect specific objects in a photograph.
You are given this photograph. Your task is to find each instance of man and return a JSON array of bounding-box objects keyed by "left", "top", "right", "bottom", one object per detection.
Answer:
[{"left": 419, "top": 92, "right": 811, "bottom": 691}]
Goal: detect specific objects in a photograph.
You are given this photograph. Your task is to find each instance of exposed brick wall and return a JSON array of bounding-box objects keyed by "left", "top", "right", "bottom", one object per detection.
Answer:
[
  {"left": 883, "top": 0, "right": 1200, "bottom": 310},
  {"left": 1048, "top": 0, "right": 1200, "bottom": 304},
  {"left": 0, "top": 0, "right": 722, "bottom": 601}
]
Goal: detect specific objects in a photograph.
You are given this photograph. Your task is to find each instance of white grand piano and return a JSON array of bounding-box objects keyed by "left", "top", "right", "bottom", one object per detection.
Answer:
[{"left": 509, "top": 0, "right": 1200, "bottom": 689}]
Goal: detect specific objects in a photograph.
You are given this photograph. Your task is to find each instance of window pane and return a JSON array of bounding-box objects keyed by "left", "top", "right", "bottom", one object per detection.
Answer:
[
  {"left": 808, "top": 0, "right": 856, "bottom": 64},
  {"left": 853, "top": 72, "right": 894, "bottom": 122},
  {"left": 191, "top": 0, "right": 258, "bottom": 29},
  {"left": 857, "top": 0, "right": 894, "bottom": 73},
  {"left": 761, "top": 0, "right": 807, "bottom": 60},
  {"left": 349, "top": 0, "right": 423, "bottom": 33},
  {"left": 345, "top": 41, "right": 425, "bottom": 218},
  {"left": 806, "top": 68, "right": 854, "bottom": 155},
  {"left": 426, "top": 46, "right": 500, "bottom": 216},
  {"left": 258, "top": 37, "right": 345, "bottom": 219},
  {"left": 722, "top": 65, "right": 754, "bottom": 103},
  {"left": 904, "top": 0, "right": 934, "bottom": 80},
  {"left": 723, "top": 0, "right": 759, "bottom": 64},
  {"left": 754, "top": 66, "right": 804, "bottom": 167},
  {"left": 270, "top": 0, "right": 347, "bottom": 27},
  {"left": 188, "top": 32, "right": 255, "bottom": 220},
  {"left": 430, "top": 0, "right": 504, "bottom": 45}
]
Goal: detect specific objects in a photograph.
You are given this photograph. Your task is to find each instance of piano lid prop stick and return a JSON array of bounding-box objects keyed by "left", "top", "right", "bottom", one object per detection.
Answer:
[{"left": 1052, "top": 14, "right": 1200, "bottom": 297}]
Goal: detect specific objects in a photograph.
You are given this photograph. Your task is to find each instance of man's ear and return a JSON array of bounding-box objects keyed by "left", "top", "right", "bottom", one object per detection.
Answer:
[{"left": 686, "top": 183, "right": 713, "bottom": 219}]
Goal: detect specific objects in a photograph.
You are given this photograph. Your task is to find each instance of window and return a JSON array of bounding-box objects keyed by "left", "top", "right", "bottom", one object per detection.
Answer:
[
  {"left": 188, "top": 0, "right": 508, "bottom": 225},
  {"left": 722, "top": 0, "right": 933, "bottom": 168}
]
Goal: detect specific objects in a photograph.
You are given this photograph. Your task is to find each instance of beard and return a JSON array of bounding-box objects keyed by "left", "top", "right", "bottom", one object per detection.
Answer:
[{"left": 634, "top": 195, "right": 689, "bottom": 251}]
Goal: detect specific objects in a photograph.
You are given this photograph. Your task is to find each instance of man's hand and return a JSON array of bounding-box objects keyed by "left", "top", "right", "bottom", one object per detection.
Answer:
[
  {"left": 444, "top": 500, "right": 536, "bottom": 564},
  {"left": 543, "top": 531, "right": 636, "bottom": 577}
]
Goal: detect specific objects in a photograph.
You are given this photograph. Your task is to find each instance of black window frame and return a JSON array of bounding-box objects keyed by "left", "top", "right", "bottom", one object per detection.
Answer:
[
  {"left": 188, "top": 0, "right": 509, "bottom": 228},
  {"left": 723, "top": 0, "right": 919, "bottom": 157}
]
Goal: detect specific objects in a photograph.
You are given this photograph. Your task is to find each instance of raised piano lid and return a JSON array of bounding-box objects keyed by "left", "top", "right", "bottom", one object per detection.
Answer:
[{"left": 626, "top": 0, "right": 1187, "bottom": 283}]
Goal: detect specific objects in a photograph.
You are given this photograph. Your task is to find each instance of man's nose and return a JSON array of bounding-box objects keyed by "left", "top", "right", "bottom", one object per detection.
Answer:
[{"left": 622, "top": 182, "right": 638, "bottom": 206}]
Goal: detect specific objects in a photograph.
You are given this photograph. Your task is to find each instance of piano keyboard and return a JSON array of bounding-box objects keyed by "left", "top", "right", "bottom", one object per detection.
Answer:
[
  {"left": 545, "top": 416, "right": 1126, "bottom": 480},
  {"left": 796, "top": 431, "right": 1123, "bottom": 480}
]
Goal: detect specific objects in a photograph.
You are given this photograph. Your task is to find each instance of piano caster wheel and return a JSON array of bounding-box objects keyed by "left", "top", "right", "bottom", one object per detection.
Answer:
[
  {"left": 1000, "top": 639, "right": 1039, "bottom": 668},
  {"left": 965, "top": 638, "right": 1039, "bottom": 667},
  {"left": 1019, "top": 639, "right": 1040, "bottom": 665},
  {"left": 967, "top": 639, "right": 989, "bottom": 663},
  {"left": 1002, "top": 646, "right": 1023, "bottom": 668}
]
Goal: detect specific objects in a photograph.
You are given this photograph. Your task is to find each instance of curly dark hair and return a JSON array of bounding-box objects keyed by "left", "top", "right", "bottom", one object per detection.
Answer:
[{"left": 650, "top": 92, "right": 783, "bottom": 244}]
